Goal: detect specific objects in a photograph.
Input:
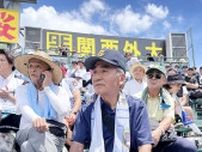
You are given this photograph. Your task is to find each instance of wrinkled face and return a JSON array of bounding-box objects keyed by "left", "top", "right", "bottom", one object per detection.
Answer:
[
  {"left": 92, "top": 61, "right": 125, "bottom": 96},
  {"left": 132, "top": 67, "right": 145, "bottom": 80},
  {"left": 27, "top": 58, "right": 50, "bottom": 83},
  {"left": 147, "top": 71, "right": 166, "bottom": 90},
  {"left": 0, "top": 54, "right": 13, "bottom": 75}
]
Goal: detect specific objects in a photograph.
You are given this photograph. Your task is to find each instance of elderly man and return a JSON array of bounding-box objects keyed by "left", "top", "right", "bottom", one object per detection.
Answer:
[
  {"left": 70, "top": 49, "right": 153, "bottom": 152},
  {"left": 14, "top": 51, "right": 71, "bottom": 152},
  {"left": 141, "top": 64, "right": 197, "bottom": 152}
]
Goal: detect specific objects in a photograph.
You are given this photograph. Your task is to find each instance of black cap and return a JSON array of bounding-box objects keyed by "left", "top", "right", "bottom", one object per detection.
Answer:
[
  {"left": 84, "top": 49, "right": 127, "bottom": 72},
  {"left": 166, "top": 73, "right": 185, "bottom": 85}
]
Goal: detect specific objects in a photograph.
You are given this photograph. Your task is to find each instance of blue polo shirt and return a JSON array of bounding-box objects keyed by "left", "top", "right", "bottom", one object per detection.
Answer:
[{"left": 72, "top": 95, "right": 153, "bottom": 152}]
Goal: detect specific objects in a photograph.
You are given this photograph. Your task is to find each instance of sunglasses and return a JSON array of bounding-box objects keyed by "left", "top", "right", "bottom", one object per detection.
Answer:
[{"left": 147, "top": 73, "right": 162, "bottom": 79}]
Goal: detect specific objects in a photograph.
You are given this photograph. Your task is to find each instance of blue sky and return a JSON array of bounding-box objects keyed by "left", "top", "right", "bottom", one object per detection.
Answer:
[{"left": 20, "top": 0, "right": 202, "bottom": 68}]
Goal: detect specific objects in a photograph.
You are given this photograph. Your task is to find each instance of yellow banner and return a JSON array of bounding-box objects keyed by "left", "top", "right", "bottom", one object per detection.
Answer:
[{"left": 0, "top": 8, "right": 19, "bottom": 43}]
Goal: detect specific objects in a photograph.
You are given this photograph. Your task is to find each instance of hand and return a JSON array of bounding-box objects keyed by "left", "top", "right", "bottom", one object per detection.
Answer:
[
  {"left": 33, "top": 117, "right": 49, "bottom": 132},
  {"left": 65, "top": 113, "right": 77, "bottom": 126},
  {"left": 0, "top": 88, "right": 10, "bottom": 100},
  {"left": 42, "top": 70, "right": 53, "bottom": 88},
  {"left": 152, "top": 129, "right": 162, "bottom": 146}
]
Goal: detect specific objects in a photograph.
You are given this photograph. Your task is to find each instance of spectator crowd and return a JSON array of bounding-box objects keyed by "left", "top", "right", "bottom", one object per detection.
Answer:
[{"left": 0, "top": 48, "right": 202, "bottom": 152}]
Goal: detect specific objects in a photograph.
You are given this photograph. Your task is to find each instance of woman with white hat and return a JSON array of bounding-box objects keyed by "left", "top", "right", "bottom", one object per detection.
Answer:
[
  {"left": 14, "top": 51, "right": 71, "bottom": 152},
  {"left": 123, "top": 62, "right": 147, "bottom": 98}
]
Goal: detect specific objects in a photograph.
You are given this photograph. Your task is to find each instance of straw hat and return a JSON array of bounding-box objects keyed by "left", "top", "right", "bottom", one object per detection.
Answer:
[
  {"left": 14, "top": 51, "right": 62, "bottom": 84},
  {"left": 130, "top": 62, "right": 146, "bottom": 74}
]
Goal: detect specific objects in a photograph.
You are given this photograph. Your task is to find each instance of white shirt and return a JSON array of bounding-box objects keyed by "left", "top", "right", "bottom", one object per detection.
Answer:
[
  {"left": 75, "top": 68, "right": 86, "bottom": 79},
  {"left": 16, "top": 83, "right": 71, "bottom": 130},
  {"left": 0, "top": 71, "right": 23, "bottom": 113},
  {"left": 182, "top": 86, "right": 188, "bottom": 95},
  {"left": 123, "top": 79, "right": 147, "bottom": 98},
  {"left": 61, "top": 77, "right": 81, "bottom": 108},
  {"left": 75, "top": 68, "right": 87, "bottom": 88}
]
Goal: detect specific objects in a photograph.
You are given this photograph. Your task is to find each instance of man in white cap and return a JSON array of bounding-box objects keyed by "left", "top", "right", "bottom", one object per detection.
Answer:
[
  {"left": 141, "top": 64, "right": 197, "bottom": 152},
  {"left": 14, "top": 51, "right": 71, "bottom": 152}
]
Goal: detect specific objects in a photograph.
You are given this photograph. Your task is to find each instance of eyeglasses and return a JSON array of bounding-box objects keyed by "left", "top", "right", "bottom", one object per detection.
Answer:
[{"left": 147, "top": 73, "right": 162, "bottom": 79}]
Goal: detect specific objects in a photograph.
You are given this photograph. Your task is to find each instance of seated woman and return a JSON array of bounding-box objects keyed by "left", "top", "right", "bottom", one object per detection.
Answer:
[
  {"left": 14, "top": 51, "right": 71, "bottom": 152},
  {"left": 123, "top": 62, "right": 147, "bottom": 98},
  {"left": 0, "top": 49, "right": 24, "bottom": 131},
  {"left": 61, "top": 73, "right": 82, "bottom": 149},
  {"left": 164, "top": 73, "right": 202, "bottom": 135}
]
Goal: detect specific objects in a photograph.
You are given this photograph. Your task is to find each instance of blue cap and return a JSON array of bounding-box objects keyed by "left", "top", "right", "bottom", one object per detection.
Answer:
[{"left": 84, "top": 49, "right": 127, "bottom": 72}]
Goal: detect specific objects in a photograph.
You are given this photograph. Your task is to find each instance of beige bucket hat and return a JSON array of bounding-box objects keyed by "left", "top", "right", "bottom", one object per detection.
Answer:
[{"left": 14, "top": 51, "right": 62, "bottom": 84}]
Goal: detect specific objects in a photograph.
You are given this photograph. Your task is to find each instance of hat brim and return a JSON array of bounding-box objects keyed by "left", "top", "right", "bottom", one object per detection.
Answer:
[
  {"left": 167, "top": 80, "right": 185, "bottom": 84},
  {"left": 84, "top": 56, "right": 121, "bottom": 70},
  {"left": 131, "top": 64, "right": 146, "bottom": 72},
  {"left": 14, "top": 54, "right": 62, "bottom": 84},
  {"left": 165, "top": 80, "right": 185, "bottom": 85}
]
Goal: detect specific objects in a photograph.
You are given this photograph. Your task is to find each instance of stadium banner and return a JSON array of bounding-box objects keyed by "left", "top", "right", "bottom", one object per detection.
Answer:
[
  {"left": 0, "top": 8, "right": 19, "bottom": 43},
  {"left": 24, "top": 27, "right": 166, "bottom": 58}
]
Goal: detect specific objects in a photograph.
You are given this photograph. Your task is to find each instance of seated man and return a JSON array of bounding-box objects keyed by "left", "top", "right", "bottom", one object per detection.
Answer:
[
  {"left": 14, "top": 51, "right": 71, "bottom": 152},
  {"left": 185, "top": 67, "right": 202, "bottom": 100},
  {"left": 141, "top": 64, "right": 197, "bottom": 152},
  {"left": 70, "top": 49, "right": 153, "bottom": 152}
]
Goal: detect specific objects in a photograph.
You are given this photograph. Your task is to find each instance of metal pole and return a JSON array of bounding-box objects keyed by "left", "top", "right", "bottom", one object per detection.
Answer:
[{"left": 189, "top": 28, "right": 196, "bottom": 67}]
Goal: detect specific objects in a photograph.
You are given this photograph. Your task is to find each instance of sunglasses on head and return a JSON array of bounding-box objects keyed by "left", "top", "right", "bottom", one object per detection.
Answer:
[{"left": 147, "top": 73, "right": 162, "bottom": 79}]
